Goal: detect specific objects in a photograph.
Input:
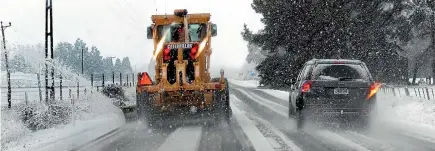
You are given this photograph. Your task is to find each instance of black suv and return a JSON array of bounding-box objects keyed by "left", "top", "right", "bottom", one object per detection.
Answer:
[{"left": 289, "top": 59, "right": 379, "bottom": 129}]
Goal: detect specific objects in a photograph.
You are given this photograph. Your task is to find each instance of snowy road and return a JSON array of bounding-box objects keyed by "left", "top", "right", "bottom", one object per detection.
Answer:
[{"left": 77, "top": 84, "right": 435, "bottom": 151}]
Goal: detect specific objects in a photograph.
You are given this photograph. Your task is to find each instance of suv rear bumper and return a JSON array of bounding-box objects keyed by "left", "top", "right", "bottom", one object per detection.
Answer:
[{"left": 305, "top": 107, "right": 370, "bottom": 116}]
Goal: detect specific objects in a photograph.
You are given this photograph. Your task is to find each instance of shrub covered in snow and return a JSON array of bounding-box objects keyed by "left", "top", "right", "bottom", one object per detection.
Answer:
[
  {"left": 1, "top": 105, "right": 31, "bottom": 149},
  {"left": 20, "top": 101, "right": 72, "bottom": 131},
  {"left": 1, "top": 91, "right": 124, "bottom": 151}
]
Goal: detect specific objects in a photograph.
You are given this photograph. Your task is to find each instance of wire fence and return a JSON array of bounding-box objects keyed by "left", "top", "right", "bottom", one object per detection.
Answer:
[
  {"left": 380, "top": 85, "right": 435, "bottom": 101},
  {"left": 1, "top": 72, "right": 136, "bottom": 108}
]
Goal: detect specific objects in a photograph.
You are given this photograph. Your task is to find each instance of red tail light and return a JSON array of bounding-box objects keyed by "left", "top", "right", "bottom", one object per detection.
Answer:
[
  {"left": 301, "top": 80, "right": 312, "bottom": 93},
  {"left": 163, "top": 47, "right": 170, "bottom": 61},
  {"left": 367, "top": 82, "right": 380, "bottom": 100},
  {"left": 215, "top": 84, "right": 221, "bottom": 89},
  {"left": 190, "top": 44, "right": 198, "bottom": 59}
]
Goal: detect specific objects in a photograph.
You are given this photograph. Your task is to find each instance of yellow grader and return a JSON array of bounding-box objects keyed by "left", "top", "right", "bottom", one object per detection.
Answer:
[{"left": 136, "top": 9, "right": 231, "bottom": 127}]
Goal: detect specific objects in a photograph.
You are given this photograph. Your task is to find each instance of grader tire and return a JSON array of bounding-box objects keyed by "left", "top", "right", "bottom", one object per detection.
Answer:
[
  {"left": 137, "top": 92, "right": 160, "bottom": 128},
  {"left": 212, "top": 78, "right": 231, "bottom": 124}
]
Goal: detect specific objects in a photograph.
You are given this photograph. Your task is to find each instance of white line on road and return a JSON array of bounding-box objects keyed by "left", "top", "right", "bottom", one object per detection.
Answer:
[
  {"left": 248, "top": 114, "right": 303, "bottom": 151},
  {"left": 157, "top": 126, "right": 203, "bottom": 151},
  {"left": 235, "top": 88, "right": 288, "bottom": 117},
  {"left": 230, "top": 99, "right": 275, "bottom": 151}
]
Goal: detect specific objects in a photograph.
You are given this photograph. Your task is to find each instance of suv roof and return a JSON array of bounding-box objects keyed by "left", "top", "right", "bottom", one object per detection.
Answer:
[{"left": 306, "top": 59, "right": 362, "bottom": 65}]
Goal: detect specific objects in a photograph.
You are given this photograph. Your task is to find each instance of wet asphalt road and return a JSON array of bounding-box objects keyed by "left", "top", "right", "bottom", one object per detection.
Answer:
[{"left": 78, "top": 84, "right": 435, "bottom": 151}]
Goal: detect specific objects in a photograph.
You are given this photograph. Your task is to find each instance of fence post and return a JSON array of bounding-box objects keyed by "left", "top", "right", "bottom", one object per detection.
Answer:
[
  {"left": 60, "top": 74, "right": 63, "bottom": 101},
  {"left": 77, "top": 81, "right": 80, "bottom": 98},
  {"left": 426, "top": 87, "right": 431, "bottom": 100},
  {"left": 126, "top": 74, "right": 129, "bottom": 87},
  {"left": 432, "top": 88, "right": 435, "bottom": 99},
  {"left": 102, "top": 73, "right": 105, "bottom": 87},
  {"left": 132, "top": 73, "right": 135, "bottom": 85},
  {"left": 112, "top": 72, "right": 115, "bottom": 84},
  {"left": 392, "top": 88, "right": 397, "bottom": 96},
  {"left": 25, "top": 92, "right": 28, "bottom": 105},
  {"left": 91, "top": 74, "right": 94, "bottom": 87},
  {"left": 120, "top": 72, "right": 122, "bottom": 86},
  {"left": 37, "top": 73, "right": 42, "bottom": 103},
  {"left": 69, "top": 89, "right": 72, "bottom": 98},
  {"left": 405, "top": 88, "right": 410, "bottom": 96},
  {"left": 71, "top": 94, "right": 75, "bottom": 127}
]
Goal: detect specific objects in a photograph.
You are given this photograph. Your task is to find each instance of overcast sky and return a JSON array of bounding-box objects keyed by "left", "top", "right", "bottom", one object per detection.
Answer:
[{"left": 0, "top": 0, "right": 264, "bottom": 71}]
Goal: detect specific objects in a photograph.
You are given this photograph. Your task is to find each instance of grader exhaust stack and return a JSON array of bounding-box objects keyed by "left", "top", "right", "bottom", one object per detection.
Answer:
[{"left": 137, "top": 9, "right": 230, "bottom": 127}]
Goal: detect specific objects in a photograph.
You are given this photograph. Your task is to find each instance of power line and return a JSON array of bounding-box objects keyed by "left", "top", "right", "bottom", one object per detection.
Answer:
[
  {"left": 121, "top": 0, "right": 143, "bottom": 19},
  {"left": 103, "top": 0, "right": 144, "bottom": 32}
]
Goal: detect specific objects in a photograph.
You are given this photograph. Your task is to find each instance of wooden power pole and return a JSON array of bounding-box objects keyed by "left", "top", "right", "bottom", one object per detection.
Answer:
[
  {"left": 45, "top": 0, "right": 55, "bottom": 103},
  {"left": 1, "top": 21, "right": 12, "bottom": 108}
]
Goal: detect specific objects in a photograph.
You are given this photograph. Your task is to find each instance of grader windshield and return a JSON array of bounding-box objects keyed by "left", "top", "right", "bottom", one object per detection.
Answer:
[{"left": 157, "top": 23, "right": 207, "bottom": 42}]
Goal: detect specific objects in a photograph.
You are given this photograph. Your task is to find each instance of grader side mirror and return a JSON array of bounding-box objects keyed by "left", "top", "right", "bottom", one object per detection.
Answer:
[
  {"left": 211, "top": 24, "right": 217, "bottom": 37},
  {"left": 146, "top": 26, "right": 153, "bottom": 39}
]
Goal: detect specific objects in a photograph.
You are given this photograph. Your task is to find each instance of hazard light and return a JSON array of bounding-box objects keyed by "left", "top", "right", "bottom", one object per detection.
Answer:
[
  {"left": 190, "top": 44, "right": 198, "bottom": 60},
  {"left": 174, "top": 9, "right": 188, "bottom": 17},
  {"left": 163, "top": 46, "right": 171, "bottom": 61}
]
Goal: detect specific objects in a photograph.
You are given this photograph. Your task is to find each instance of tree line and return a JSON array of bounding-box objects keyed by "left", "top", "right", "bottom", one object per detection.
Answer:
[
  {"left": 56, "top": 38, "right": 133, "bottom": 75},
  {"left": 1, "top": 38, "right": 133, "bottom": 76},
  {"left": 242, "top": 0, "right": 435, "bottom": 88}
]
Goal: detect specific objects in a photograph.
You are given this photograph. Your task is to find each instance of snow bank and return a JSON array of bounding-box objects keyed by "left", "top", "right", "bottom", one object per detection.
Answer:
[
  {"left": 372, "top": 92, "right": 435, "bottom": 140},
  {"left": 228, "top": 79, "right": 259, "bottom": 88},
  {"left": 377, "top": 92, "right": 435, "bottom": 127},
  {"left": 257, "top": 89, "right": 289, "bottom": 101},
  {"left": 1, "top": 92, "right": 126, "bottom": 151}
]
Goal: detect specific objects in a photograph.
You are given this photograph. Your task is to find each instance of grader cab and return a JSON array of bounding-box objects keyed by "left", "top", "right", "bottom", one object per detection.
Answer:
[{"left": 136, "top": 9, "right": 231, "bottom": 126}]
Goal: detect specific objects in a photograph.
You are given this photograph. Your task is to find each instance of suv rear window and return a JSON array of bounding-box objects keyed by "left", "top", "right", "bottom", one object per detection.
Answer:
[{"left": 311, "top": 64, "right": 370, "bottom": 81}]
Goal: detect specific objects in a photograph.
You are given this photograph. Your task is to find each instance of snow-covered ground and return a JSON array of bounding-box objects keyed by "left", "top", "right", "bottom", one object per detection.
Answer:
[
  {"left": 228, "top": 79, "right": 260, "bottom": 88},
  {"left": 1, "top": 91, "right": 126, "bottom": 151},
  {"left": 228, "top": 79, "right": 435, "bottom": 128},
  {"left": 1, "top": 52, "right": 126, "bottom": 151}
]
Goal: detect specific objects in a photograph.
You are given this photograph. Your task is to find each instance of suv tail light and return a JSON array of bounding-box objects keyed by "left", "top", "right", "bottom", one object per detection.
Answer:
[
  {"left": 367, "top": 82, "right": 380, "bottom": 100},
  {"left": 301, "top": 80, "right": 312, "bottom": 93},
  {"left": 163, "top": 47, "right": 171, "bottom": 61}
]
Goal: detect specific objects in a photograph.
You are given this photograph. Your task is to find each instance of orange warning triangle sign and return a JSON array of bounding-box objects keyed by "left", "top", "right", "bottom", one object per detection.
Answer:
[{"left": 139, "top": 72, "right": 152, "bottom": 86}]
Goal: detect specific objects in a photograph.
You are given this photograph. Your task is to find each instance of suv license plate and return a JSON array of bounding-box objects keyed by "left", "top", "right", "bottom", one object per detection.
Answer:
[{"left": 334, "top": 88, "right": 349, "bottom": 94}]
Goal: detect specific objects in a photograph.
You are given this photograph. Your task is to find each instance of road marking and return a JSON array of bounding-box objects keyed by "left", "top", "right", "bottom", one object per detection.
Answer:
[
  {"left": 235, "top": 88, "right": 287, "bottom": 117},
  {"left": 248, "top": 114, "right": 303, "bottom": 151},
  {"left": 157, "top": 126, "right": 203, "bottom": 151},
  {"left": 231, "top": 100, "right": 275, "bottom": 151}
]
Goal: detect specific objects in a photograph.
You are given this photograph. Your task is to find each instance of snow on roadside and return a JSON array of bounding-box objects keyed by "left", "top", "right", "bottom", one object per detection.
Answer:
[
  {"left": 256, "top": 89, "right": 289, "bottom": 101},
  {"left": 377, "top": 92, "right": 435, "bottom": 127},
  {"left": 123, "top": 87, "right": 137, "bottom": 107},
  {"left": 228, "top": 79, "right": 259, "bottom": 88},
  {"left": 1, "top": 92, "right": 126, "bottom": 151}
]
